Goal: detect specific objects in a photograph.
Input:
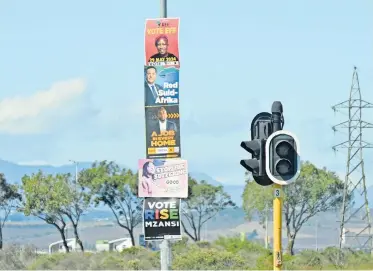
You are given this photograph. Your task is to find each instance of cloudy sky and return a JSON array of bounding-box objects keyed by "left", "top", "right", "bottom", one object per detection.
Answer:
[{"left": 0, "top": 0, "right": 372, "bottom": 185}]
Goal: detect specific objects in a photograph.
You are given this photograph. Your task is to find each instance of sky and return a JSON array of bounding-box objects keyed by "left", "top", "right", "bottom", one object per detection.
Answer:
[{"left": 0, "top": 0, "right": 372, "bottom": 186}]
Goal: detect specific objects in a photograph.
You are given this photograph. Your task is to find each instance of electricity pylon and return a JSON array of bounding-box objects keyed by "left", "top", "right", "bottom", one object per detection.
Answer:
[{"left": 332, "top": 66, "right": 373, "bottom": 253}]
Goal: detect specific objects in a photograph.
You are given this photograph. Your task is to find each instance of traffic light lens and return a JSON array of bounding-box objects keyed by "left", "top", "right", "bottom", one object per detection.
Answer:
[
  {"left": 276, "top": 141, "right": 291, "bottom": 157},
  {"left": 276, "top": 159, "right": 292, "bottom": 175}
]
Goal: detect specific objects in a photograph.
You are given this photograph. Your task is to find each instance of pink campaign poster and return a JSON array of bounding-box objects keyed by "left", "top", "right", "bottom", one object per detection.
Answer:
[{"left": 138, "top": 158, "right": 188, "bottom": 198}]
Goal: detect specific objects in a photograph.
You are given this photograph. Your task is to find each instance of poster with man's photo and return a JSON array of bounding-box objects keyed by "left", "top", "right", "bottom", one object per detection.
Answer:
[
  {"left": 144, "top": 65, "right": 180, "bottom": 107},
  {"left": 145, "top": 105, "right": 181, "bottom": 159},
  {"left": 144, "top": 18, "right": 180, "bottom": 67},
  {"left": 138, "top": 158, "right": 188, "bottom": 198}
]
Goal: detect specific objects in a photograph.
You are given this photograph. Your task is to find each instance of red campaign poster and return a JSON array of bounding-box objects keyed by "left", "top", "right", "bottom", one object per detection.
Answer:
[{"left": 144, "top": 18, "right": 180, "bottom": 67}]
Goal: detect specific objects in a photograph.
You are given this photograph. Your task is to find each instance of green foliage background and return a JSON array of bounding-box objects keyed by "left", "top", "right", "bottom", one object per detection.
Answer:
[{"left": 1, "top": 236, "right": 372, "bottom": 270}]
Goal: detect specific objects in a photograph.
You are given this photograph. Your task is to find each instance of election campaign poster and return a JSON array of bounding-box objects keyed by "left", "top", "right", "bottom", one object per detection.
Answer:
[
  {"left": 143, "top": 197, "right": 181, "bottom": 241},
  {"left": 144, "top": 65, "right": 180, "bottom": 107},
  {"left": 138, "top": 158, "right": 188, "bottom": 198},
  {"left": 145, "top": 105, "right": 181, "bottom": 159},
  {"left": 144, "top": 18, "right": 180, "bottom": 67}
]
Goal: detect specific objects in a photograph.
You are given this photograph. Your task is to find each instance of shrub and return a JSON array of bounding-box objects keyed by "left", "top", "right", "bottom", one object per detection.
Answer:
[
  {"left": 171, "top": 236, "right": 190, "bottom": 255},
  {"left": 3, "top": 238, "right": 372, "bottom": 270},
  {"left": 172, "top": 246, "right": 250, "bottom": 270},
  {"left": 255, "top": 252, "right": 295, "bottom": 270},
  {"left": 289, "top": 249, "right": 326, "bottom": 270},
  {"left": 28, "top": 248, "right": 160, "bottom": 270},
  {"left": 195, "top": 240, "right": 211, "bottom": 248},
  {"left": 214, "top": 235, "right": 268, "bottom": 254},
  {"left": 0, "top": 243, "right": 38, "bottom": 269}
]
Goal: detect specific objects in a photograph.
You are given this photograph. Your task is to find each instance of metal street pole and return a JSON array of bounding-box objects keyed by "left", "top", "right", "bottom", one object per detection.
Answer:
[
  {"left": 75, "top": 163, "right": 78, "bottom": 183},
  {"left": 265, "top": 204, "right": 268, "bottom": 249},
  {"left": 272, "top": 101, "right": 283, "bottom": 271},
  {"left": 315, "top": 219, "right": 318, "bottom": 251},
  {"left": 159, "top": 1, "right": 171, "bottom": 270},
  {"left": 69, "top": 159, "right": 78, "bottom": 187},
  {"left": 160, "top": 0, "right": 167, "bottom": 17},
  {"left": 273, "top": 184, "right": 282, "bottom": 270}
]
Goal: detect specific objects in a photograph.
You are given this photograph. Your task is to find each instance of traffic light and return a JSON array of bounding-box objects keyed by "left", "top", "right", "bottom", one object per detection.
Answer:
[
  {"left": 265, "top": 130, "right": 300, "bottom": 185},
  {"left": 240, "top": 139, "right": 262, "bottom": 174},
  {"left": 240, "top": 139, "right": 272, "bottom": 186}
]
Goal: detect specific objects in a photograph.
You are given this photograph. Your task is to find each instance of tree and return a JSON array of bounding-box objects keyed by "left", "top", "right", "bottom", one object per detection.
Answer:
[
  {"left": 58, "top": 172, "right": 91, "bottom": 252},
  {"left": 242, "top": 171, "right": 273, "bottom": 224},
  {"left": 242, "top": 161, "right": 348, "bottom": 255},
  {"left": 79, "top": 160, "right": 142, "bottom": 246},
  {"left": 21, "top": 171, "right": 72, "bottom": 252},
  {"left": 181, "top": 176, "right": 236, "bottom": 242},
  {"left": 0, "top": 174, "right": 22, "bottom": 249}
]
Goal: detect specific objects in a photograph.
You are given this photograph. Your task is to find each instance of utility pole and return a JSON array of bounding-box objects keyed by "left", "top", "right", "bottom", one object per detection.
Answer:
[
  {"left": 265, "top": 102, "right": 301, "bottom": 270},
  {"left": 315, "top": 219, "right": 318, "bottom": 251},
  {"left": 69, "top": 159, "right": 78, "bottom": 190},
  {"left": 271, "top": 102, "right": 284, "bottom": 271},
  {"left": 69, "top": 160, "right": 78, "bottom": 181},
  {"left": 161, "top": 0, "right": 167, "bottom": 17},
  {"left": 159, "top": 1, "right": 172, "bottom": 270},
  {"left": 265, "top": 204, "right": 269, "bottom": 249},
  {"left": 240, "top": 101, "right": 301, "bottom": 270}
]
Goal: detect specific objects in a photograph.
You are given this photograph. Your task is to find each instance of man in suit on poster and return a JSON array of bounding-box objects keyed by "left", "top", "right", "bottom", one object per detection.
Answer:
[
  {"left": 149, "top": 106, "right": 177, "bottom": 135},
  {"left": 144, "top": 66, "right": 163, "bottom": 106}
]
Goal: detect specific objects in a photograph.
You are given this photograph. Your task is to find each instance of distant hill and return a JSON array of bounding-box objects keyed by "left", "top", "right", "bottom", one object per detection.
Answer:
[
  {"left": 188, "top": 172, "right": 245, "bottom": 206},
  {"left": 0, "top": 159, "right": 94, "bottom": 184},
  {"left": 1, "top": 159, "right": 372, "bottom": 208}
]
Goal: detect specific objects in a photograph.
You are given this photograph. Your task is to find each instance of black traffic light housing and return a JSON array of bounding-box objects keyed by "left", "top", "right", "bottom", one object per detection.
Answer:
[
  {"left": 265, "top": 131, "right": 300, "bottom": 185},
  {"left": 240, "top": 112, "right": 273, "bottom": 186},
  {"left": 240, "top": 101, "right": 300, "bottom": 186},
  {"left": 240, "top": 139, "right": 264, "bottom": 175}
]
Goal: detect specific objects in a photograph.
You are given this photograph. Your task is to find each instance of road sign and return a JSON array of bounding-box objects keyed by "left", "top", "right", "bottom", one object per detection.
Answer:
[{"left": 274, "top": 188, "right": 281, "bottom": 198}]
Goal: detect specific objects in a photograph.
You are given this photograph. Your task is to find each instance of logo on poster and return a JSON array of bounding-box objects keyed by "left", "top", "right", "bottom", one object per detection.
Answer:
[
  {"left": 151, "top": 130, "right": 176, "bottom": 147},
  {"left": 144, "top": 201, "right": 179, "bottom": 227},
  {"left": 156, "top": 20, "right": 170, "bottom": 27}
]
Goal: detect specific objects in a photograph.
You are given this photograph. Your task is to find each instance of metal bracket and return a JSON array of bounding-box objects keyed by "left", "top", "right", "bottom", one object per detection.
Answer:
[{"left": 250, "top": 112, "right": 273, "bottom": 140}]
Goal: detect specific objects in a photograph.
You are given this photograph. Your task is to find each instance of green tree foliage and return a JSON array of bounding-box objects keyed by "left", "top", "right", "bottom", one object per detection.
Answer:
[
  {"left": 21, "top": 171, "right": 72, "bottom": 252},
  {"left": 58, "top": 172, "right": 91, "bottom": 252},
  {"left": 0, "top": 174, "right": 22, "bottom": 249},
  {"left": 21, "top": 171, "right": 89, "bottom": 252},
  {"left": 79, "top": 161, "right": 142, "bottom": 246},
  {"left": 242, "top": 161, "right": 348, "bottom": 255},
  {"left": 242, "top": 171, "right": 273, "bottom": 223},
  {"left": 181, "top": 176, "right": 236, "bottom": 242}
]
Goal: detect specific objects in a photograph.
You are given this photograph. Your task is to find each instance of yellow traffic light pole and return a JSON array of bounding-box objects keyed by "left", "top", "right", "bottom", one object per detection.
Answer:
[{"left": 273, "top": 183, "right": 282, "bottom": 270}]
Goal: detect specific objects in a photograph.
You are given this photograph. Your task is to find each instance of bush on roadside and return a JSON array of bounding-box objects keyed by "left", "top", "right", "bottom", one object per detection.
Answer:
[
  {"left": 172, "top": 246, "right": 250, "bottom": 270},
  {"left": 1, "top": 237, "right": 373, "bottom": 270},
  {"left": 0, "top": 243, "right": 38, "bottom": 269},
  {"left": 28, "top": 247, "right": 159, "bottom": 270}
]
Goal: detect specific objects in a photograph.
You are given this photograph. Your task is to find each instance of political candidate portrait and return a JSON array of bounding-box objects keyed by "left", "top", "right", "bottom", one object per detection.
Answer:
[
  {"left": 148, "top": 35, "right": 179, "bottom": 63},
  {"left": 144, "top": 66, "right": 163, "bottom": 106},
  {"left": 148, "top": 106, "right": 178, "bottom": 135},
  {"left": 140, "top": 161, "right": 156, "bottom": 197}
]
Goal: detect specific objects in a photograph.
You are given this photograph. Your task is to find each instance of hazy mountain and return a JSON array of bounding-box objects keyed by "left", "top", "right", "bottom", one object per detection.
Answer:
[
  {"left": 0, "top": 159, "right": 94, "bottom": 184},
  {"left": 187, "top": 172, "right": 223, "bottom": 186},
  {"left": 1, "top": 159, "right": 372, "bottom": 208},
  {"left": 188, "top": 172, "right": 245, "bottom": 205}
]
